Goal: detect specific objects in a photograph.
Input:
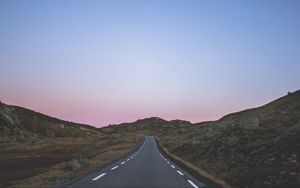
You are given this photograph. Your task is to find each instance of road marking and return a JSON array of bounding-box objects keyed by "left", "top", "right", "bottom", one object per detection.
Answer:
[
  {"left": 167, "top": 161, "right": 170, "bottom": 164},
  {"left": 187, "top": 180, "right": 199, "bottom": 188},
  {"left": 127, "top": 159, "right": 130, "bottom": 161},
  {"left": 177, "top": 170, "right": 184, "bottom": 175},
  {"left": 111, "top": 166, "right": 119, "bottom": 170},
  {"left": 171, "top": 165, "right": 175, "bottom": 168},
  {"left": 121, "top": 162, "right": 125, "bottom": 165},
  {"left": 92, "top": 173, "right": 106, "bottom": 181},
  {"left": 131, "top": 156, "right": 133, "bottom": 159}
]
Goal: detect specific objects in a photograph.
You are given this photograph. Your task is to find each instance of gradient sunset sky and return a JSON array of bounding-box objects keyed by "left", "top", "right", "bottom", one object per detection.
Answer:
[{"left": 1, "top": 0, "right": 299, "bottom": 127}]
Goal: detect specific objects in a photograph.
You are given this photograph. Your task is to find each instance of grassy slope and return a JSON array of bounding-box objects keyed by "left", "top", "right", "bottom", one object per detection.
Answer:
[
  {"left": 0, "top": 103, "right": 100, "bottom": 138},
  {"left": 108, "top": 90, "right": 300, "bottom": 188},
  {"left": 158, "top": 91, "right": 300, "bottom": 188},
  {"left": 3, "top": 134, "right": 142, "bottom": 188},
  {"left": 0, "top": 102, "right": 143, "bottom": 187}
]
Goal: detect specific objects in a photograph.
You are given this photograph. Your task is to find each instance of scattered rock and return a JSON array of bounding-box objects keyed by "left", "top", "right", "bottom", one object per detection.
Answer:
[{"left": 68, "top": 159, "right": 81, "bottom": 170}]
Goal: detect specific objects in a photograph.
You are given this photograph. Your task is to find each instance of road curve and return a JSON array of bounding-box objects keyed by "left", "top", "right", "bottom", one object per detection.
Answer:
[{"left": 65, "top": 136, "right": 207, "bottom": 188}]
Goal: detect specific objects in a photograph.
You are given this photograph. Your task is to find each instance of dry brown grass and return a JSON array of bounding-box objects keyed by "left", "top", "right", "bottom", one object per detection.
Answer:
[
  {"left": 1, "top": 133, "right": 142, "bottom": 188},
  {"left": 155, "top": 136, "right": 231, "bottom": 188}
]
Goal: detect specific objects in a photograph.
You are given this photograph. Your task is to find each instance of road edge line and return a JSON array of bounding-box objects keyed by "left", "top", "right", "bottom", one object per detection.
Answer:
[{"left": 154, "top": 136, "right": 232, "bottom": 188}]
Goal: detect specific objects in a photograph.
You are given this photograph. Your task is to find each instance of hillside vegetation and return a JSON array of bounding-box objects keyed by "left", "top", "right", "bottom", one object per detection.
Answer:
[
  {"left": 105, "top": 90, "right": 300, "bottom": 188},
  {"left": 0, "top": 102, "right": 142, "bottom": 188},
  {"left": 0, "top": 103, "right": 100, "bottom": 138}
]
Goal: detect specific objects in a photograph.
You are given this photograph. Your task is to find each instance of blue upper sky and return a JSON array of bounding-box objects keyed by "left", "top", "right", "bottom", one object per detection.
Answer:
[{"left": 0, "top": 0, "right": 299, "bottom": 126}]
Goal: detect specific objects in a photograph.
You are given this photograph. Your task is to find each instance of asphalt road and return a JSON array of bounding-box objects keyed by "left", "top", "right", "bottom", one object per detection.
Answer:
[{"left": 65, "top": 136, "right": 207, "bottom": 188}]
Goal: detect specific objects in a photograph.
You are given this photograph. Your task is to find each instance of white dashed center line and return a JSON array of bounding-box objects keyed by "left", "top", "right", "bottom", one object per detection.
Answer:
[
  {"left": 92, "top": 173, "right": 106, "bottom": 181},
  {"left": 177, "top": 170, "right": 184, "bottom": 175},
  {"left": 92, "top": 138, "right": 201, "bottom": 188},
  {"left": 111, "top": 166, "right": 119, "bottom": 170},
  {"left": 187, "top": 180, "right": 199, "bottom": 188}
]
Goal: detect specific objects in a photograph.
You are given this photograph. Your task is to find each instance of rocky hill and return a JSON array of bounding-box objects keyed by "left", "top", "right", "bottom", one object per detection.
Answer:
[
  {"left": 0, "top": 102, "right": 142, "bottom": 188},
  {"left": 163, "top": 90, "right": 299, "bottom": 188},
  {"left": 0, "top": 102, "right": 101, "bottom": 139},
  {"left": 105, "top": 90, "right": 300, "bottom": 188}
]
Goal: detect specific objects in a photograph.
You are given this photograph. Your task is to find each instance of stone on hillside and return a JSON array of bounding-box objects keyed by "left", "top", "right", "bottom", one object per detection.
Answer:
[
  {"left": 68, "top": 159, "right": 81, "bottom": 170},
  {"left": 191, "top": 137, "right": 199, "bottom": 145},
  {"left": 1, "top": 113, "right": 14, "bottom": 126}
]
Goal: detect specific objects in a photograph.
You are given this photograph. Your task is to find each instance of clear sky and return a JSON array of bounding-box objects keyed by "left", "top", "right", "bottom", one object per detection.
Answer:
[{"left": 0, "top": 0, "right": 299, "bottom": 127}]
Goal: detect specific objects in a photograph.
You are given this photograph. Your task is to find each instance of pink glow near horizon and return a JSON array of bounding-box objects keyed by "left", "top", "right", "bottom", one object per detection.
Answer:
[{"left": 0, "top": 87, "right": 280, "bottom": 127}]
